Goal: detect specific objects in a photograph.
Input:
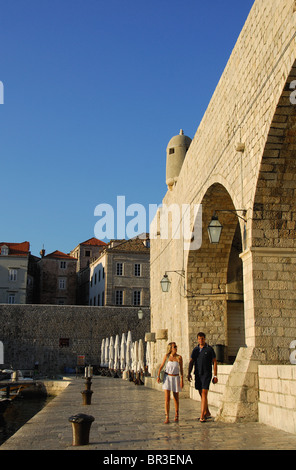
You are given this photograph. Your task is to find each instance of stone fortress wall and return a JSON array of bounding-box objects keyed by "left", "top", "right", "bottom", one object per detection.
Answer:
[
  {"left": 149, "top": 0, "right": 296, "bottom": 424},
  {"left": 0, "top": 304, "right": 149, "bottom": 375}
]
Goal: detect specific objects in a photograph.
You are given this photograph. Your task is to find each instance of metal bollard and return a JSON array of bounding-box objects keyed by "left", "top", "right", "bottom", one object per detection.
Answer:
[
  {"left": 85, "top": 376, "right": 92, "bottom": 390},
  {"left": 81, "top": 389, "right": 93, "bottom": 405},
  {"left": 68, "top": 413, "right": 95, "bottom": 446},
  {"left": 81, "top": 375, "right": 93, "bottom": 405}
]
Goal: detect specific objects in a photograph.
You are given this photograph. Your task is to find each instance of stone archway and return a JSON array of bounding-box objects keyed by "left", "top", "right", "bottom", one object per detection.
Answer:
[
  {"left": 216, "top": 61, "right": 296, "bottom": 423},
  {"left": 242, "top": 60, "right": 296, "bottom": 364},
  {"left": 186, "top": 183, "right": 246, "bottom": 363}
]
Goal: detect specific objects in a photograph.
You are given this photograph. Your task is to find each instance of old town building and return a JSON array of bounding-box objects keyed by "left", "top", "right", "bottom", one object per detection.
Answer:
[
  {"left": 70, "top": 237, "right": 107, "bottom": 305},
  {"left": 37, "top": 250, "right": 77, "bottom": 305},
  {"left": 0, "top": 242, "right": 33, "bottom": 304},
  {"left": 89, "top": 235, "right": 150, "bottom": 307}
]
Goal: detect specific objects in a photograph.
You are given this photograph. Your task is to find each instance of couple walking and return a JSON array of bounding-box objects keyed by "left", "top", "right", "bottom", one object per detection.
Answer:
[{"left": 157, "top": 332, "right": 218, "bottom": 423}]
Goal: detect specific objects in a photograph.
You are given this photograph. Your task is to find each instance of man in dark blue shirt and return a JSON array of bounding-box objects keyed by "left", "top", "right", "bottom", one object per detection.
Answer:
[{"left": 187, "top": 332, "right": 218, "bottom": 422}]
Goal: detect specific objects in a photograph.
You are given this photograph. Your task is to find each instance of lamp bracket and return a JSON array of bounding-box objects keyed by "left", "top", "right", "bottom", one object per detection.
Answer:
[
  {"left": 214, "top": 209, "right": 247, "bottom": 222},
  {"left": 165, "top": 270, "right": 185, "bottom": 278}
]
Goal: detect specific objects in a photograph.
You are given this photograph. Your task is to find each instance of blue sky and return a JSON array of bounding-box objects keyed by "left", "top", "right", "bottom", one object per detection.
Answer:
[{"left": 0, "top": 0, "right": 254, "bottom": 257}]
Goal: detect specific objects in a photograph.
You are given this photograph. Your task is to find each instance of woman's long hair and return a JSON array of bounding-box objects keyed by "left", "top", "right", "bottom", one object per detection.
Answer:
[{"left": 166, "top": 342, "right": 176, "bottom": 356}]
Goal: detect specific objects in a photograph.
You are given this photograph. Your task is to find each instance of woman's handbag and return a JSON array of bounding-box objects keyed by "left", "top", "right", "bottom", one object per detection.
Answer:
[
  {"left": 159, "top": 369, "right": 165, "bottom": 383},
  {"left": 158, "top": 356, "right": 169, "bottom": 383}
]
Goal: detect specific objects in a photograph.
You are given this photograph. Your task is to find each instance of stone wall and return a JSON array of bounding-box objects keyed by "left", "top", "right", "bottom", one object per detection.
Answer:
[
  {"left": 258, "top": 365, "right": 296, "bottom": 434},
  {"left": 188, "top": 363, "right": 296, "bottom": 434},
  {"left": 0, "top": 304, "right": 150, "bottom": 375}
]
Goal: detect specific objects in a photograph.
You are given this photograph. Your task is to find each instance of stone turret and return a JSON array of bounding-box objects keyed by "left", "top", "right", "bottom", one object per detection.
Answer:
[{"left": 166, "top": 129, "right": 191, "bottom": 190}]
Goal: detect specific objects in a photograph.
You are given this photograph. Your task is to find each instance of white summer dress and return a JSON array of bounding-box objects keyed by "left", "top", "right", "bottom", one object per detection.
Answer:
[{"left": 162, "top": 360, "right": 181, "bottom": 393}]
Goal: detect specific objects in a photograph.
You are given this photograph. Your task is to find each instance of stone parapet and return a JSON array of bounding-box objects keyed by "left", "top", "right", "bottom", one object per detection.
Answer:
[
  {"left": 258, "top": 365, "right": 296, "bottom": 434},
  {"left": 0, "top": 304, "right": 150, "bottom": 375}
]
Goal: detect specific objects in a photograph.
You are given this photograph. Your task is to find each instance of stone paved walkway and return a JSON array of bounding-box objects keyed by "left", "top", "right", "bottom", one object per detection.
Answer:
[{"left": 1, "top": 376, "right": 296, "bottom": 452}]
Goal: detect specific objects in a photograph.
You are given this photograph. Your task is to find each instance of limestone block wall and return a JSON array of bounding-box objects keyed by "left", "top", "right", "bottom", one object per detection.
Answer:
[
  {"left": 258, "top": 365, "right": 296, "bottom": 434},
  {"left": 0, "top": 304, "right": 150, "bottom": 375},
  {"left": 189, "top": 363, "right": 296, "bottom": 435},
  {"left": 241, "top": 247, "right": 296, "bottom": 361}
]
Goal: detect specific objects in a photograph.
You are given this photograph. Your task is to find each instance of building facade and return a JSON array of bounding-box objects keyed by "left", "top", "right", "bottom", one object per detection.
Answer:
[
  {"left": 70, "top": 237, "right": 107, "bottom": 272},
  {"left": 37, "top": 250, "right": 77, "bottom": 305},
  {"left": 89, "top": 236, "right": 150, "bottom": 307},
  {"left": 70, "top": 237, "right": 107, "bottom": 305},
  {"left": 0, "top": 242, "right": 32, "bottom": 304}
]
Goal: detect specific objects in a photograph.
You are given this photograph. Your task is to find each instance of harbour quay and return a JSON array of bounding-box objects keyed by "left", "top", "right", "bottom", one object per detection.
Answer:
[{"left": 1, "top": 375, "right": 296, "bottom": 451}]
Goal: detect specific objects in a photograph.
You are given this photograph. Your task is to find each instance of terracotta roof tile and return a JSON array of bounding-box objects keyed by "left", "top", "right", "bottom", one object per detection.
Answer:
[
  {"left": 44, "top": 250, "right": 77, "bottom": 260},
  {"left": 107, "top": 237, "right": 150, "bottom": 253},
  {"left": 0, "top": 241, "right": 30, "bottom": 256},
  {"left": 81, "top": 237, "right": 107, "bottom": 247}
]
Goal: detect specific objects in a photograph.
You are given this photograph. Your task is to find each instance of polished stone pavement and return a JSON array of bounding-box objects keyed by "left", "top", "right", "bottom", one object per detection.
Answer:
[{"left": 1, "top": 375, "right": 296, "bottom": 452}]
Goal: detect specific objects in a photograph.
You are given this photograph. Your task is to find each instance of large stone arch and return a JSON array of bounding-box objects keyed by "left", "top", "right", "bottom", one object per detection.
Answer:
[
  {"left": 216, "top": 60, "right": 296, "bottom": 423},
  {"left": 186, "top": 183, "right": 245, "bottom": 362},
  {"left": 253, "top": 60, "right": 296, "bottom": 250},
  {"left": 241, "top": 61, "right": 296, "bottom": 363}
]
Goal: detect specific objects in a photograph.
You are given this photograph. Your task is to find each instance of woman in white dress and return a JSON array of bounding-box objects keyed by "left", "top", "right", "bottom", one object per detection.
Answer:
[{"left": 157, "top": 342, "right": 184, "bottom": 423}]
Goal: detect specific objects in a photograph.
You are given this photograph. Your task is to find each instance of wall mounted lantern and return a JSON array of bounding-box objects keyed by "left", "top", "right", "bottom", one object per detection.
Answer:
[
  {"left": 208, "top": 210, "right": 247, "bottom": 244},
  {"left": 138, "top": 308, "right": 144, "bottom": 320},
  {"left": 207, "top": 212, "right": 223, "bottom": 244},
  {"left": 160, "top": 274, "right": 171, "bottom": 292},
  {"left": 160, "top": 270, "right": 185, "bottom": 293}
]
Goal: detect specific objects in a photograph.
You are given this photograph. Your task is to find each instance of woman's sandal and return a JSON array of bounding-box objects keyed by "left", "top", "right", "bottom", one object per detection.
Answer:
[
  {"left": 198, "top": 413, "right": 211, "bottom": 420},
  {"left": 174, "top": 413, "right": 179, "bottom": 422},
  {"left": 199, "top": 417, "right": 206, "bottom": 423},
  {"left": 164, "top": 415, "right": 169, "bottom": 424}
]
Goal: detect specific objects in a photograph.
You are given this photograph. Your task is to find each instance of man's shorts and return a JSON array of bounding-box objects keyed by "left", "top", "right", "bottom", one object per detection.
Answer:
[{"left": 195, "top": 373, "right": 212, "bottom": 391}]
